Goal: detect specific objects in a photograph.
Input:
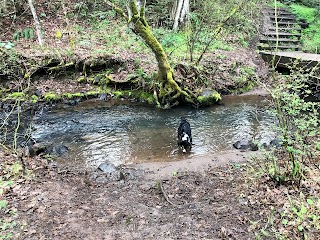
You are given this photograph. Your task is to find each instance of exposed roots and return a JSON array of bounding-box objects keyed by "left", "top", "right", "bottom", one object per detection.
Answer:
[{"left": 156, "top": 72, "right": 197, "bottom": 109}]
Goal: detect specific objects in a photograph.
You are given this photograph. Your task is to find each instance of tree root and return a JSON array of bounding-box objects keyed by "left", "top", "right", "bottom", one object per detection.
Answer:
[{"left": 48, "top": 61, "right": 75, "bottom": 71}]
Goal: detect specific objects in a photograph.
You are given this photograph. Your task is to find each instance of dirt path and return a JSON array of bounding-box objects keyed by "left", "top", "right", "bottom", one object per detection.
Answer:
[{"left": 6, "top": 151, "right": 261, "bottom": 240}]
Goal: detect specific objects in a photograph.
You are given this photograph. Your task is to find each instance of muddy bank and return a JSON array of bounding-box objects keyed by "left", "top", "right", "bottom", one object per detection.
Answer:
[{"left": 134, "top": 150, "right": 259, "bottom": 180}]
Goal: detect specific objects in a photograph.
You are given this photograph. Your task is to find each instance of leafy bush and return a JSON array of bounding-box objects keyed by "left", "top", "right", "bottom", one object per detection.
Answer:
[{"left": 266, "top": 70, "right": 320, "bottom": 184}]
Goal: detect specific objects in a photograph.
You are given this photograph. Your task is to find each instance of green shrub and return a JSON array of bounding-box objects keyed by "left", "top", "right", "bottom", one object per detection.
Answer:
[{"left": 266, "top": 71, "right": 320, "bottom": 184}]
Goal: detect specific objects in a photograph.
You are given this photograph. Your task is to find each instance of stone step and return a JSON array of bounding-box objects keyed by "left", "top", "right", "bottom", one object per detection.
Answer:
[
  {"left": 258, "top": 44, "right": 301, "bottom": 51},
  {"left": 264, "top": 32, "right": 301, "bottom": 37},
  {"left": 268, "top": 27, "right": 302, "bottom": 32},
  {"left": 260, "top": 37, "right": 299, "bottom": 43}
]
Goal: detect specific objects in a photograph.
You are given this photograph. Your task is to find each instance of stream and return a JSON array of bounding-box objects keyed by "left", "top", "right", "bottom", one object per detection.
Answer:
[{"left": 29, "top": 95, "right": 276, "bottom": 168}]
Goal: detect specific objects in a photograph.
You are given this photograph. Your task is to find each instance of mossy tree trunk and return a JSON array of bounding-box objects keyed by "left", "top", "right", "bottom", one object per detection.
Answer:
[{"left": 126, "top": 0, "right": 193, "bottom": 108}]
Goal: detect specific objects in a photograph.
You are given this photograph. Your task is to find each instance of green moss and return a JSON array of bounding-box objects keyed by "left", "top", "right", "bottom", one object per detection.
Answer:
[
  {"left": 30, "top": 95, "right": 38, "bottom": 103},
  {"left": 63, "top": 92, "right": 84, "bottom": 99},
  {"left": 44, "top": 92, "right": 60, "bottom": 102},
  {"left": 111, "top": 89, "right": 155, "bottom": 104},
  {"left": 133, "top": 91, "right": 154, "bottom": 104},
  {"left": 85, "top": 91, "right": 100, "bottom": 97},
  {"left": 87, "top": 73, "right": 111, "bottom": 86},
  {"left": 113, "top": 91, "right": 124, "bottom": 98},
  {"left": 8, "top": 92, "right": 24, "bottom": 98},
  {"left": 77, "top": 76, "right": 86, "bottom": 83},
  {"left": 232, "top": 81, "right": 256, "bottom": 94},
  {"left": 197, "top": 89, "right": 221, "bottom": 107}
]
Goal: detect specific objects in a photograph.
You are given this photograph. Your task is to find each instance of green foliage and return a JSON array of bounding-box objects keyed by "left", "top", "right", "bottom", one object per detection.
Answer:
[
  {"left": 192, "top": 0, "right": 263, "bottom": 37},
  {"left": 267, "top": 71, "right": 320, "bottom": 184},
  {"left": 284, "top": 0, "right": 320, "bottom": 8},
  {"left": 290, "top": 4, "right": 317, "bottom": 22},
  {"left": 13, "top": 28, "right": 34, "bottom": 40},
  {"left": 280, "top": 193, "right": 320, "bottom": 237},
  {"left": 145, "top": 0, "right": 172, "bottom": 26},
  {"left": 154, "top": 28, "right": 185, "bottom": 49},
  {"left": 183, "top": 0, "right": 260, "bottom": 63},
  {"left": 284, "top": 3, "right": 320, "bottom": 53},
  {"left": 86, "top": 13, "right": 148, "bottom": 54},
  {"left": 0, "top": 42, "right": 14, "bottom": 49},
  {"left": 0, "top": 49, "right": 23, "bottom": 80},
  {"left": 232, "top": 66, "right": 256, "bottom": 93},
  {"left": 301, "top": 24, "right": 320, "bottom": 53},
  {"left": 268, "top": 1, "right": 288, "bottom": 8},
  {"left": 0, "top": 162, "right": 24, "bottom": 239},
  {"left": 112, "top": 90, "right": 123, "bottom": 98}
]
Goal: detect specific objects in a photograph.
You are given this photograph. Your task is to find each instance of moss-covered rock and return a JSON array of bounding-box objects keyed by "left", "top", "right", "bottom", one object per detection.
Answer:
[
  {"left": 44, "top": 92, "right": 60, "bottom": 102},
  {"left": 197, "top": 88, "right": 221, "bottom": 107}
]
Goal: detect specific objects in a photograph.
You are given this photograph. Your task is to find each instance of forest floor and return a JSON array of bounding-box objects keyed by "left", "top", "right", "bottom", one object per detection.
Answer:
[{"left": 2, "top": 149, "right": 270, "bottom": 240}]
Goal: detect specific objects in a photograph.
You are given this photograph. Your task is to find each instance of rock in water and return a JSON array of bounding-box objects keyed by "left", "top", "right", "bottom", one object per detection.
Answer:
[
  {"left": 233, "top": 139, "right": 258, "bottom": 151},
  {"left": 98, "top": 162, "right": 117, "bottom": 174},
  {"left": 52, "top": 144, "right": 69, "bottom": 156}
]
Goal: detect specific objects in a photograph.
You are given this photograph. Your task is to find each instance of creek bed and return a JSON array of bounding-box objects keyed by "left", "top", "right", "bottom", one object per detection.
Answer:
[{"left": 30, "top": 95, "right": 276, "bottom": 168}]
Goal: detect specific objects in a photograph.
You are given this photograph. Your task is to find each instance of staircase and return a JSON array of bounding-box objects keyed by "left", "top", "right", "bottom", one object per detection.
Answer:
[{"left": 258, "top": 7, "right": 307, "bottom": 51}]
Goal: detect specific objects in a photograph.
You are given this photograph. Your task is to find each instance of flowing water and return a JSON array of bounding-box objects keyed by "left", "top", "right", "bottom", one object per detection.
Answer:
[{"left": 30, "top": 95, "right": 276, "bottom": 168}]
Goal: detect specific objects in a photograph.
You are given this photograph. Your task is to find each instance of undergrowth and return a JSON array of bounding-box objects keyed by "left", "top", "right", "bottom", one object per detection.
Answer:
[
  {"left": 290, "top": 4, "right": 320, "bottom": 53},
  {"left": 0, "top": 158, "right": 26, "bottom": 240}
]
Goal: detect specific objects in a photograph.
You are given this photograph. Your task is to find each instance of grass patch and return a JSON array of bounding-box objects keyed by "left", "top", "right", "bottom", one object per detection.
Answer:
[{"left": 290, "top": 4, "right": 320, "bottom": 53}]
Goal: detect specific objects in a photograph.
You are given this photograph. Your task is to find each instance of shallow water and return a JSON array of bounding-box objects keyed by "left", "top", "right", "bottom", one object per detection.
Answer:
[{"left": 31, "top": 95, "right": 276, "bottom": 168}]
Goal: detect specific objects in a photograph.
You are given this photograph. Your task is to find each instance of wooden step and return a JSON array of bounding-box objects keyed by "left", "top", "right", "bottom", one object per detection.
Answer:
[
  {"left": 272, "top": 21, "right": 300, "bottom": 26},
  {"left": 270, "top": 16, "right": 296, "bottom": 21},
  {"left": 264, "top": 32, "right": 301, "bottom": 37},
  {"left": 266, "top": 11, "right": 295, "bottom": 17},
  {"left": 258, "top": 44, "right": 301, "bottom": 51},
  {"left": 269, "top": 27, "right": 302, "bottom": 32},
  {"left": 260, "top": 38, "right": 299, "bottom": 43}
]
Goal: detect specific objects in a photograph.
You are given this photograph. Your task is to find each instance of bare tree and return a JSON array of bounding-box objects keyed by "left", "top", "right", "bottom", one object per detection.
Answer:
[
  {"left": 27, "top": 0, "right": 43, "bottom": 46},
  {"left": 172, "top": 0, "right": 189, "bottom": 31}
]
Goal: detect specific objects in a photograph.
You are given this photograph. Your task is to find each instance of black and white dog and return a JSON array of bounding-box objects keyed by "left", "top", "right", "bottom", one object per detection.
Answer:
[{"left": 177, "top": 118, "right": 192, "bottom": 153}]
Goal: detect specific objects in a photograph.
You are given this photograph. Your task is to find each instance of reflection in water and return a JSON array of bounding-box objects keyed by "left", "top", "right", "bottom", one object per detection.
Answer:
[{"left": 32, "top": 96, "right": 276, "bottom": 168}]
